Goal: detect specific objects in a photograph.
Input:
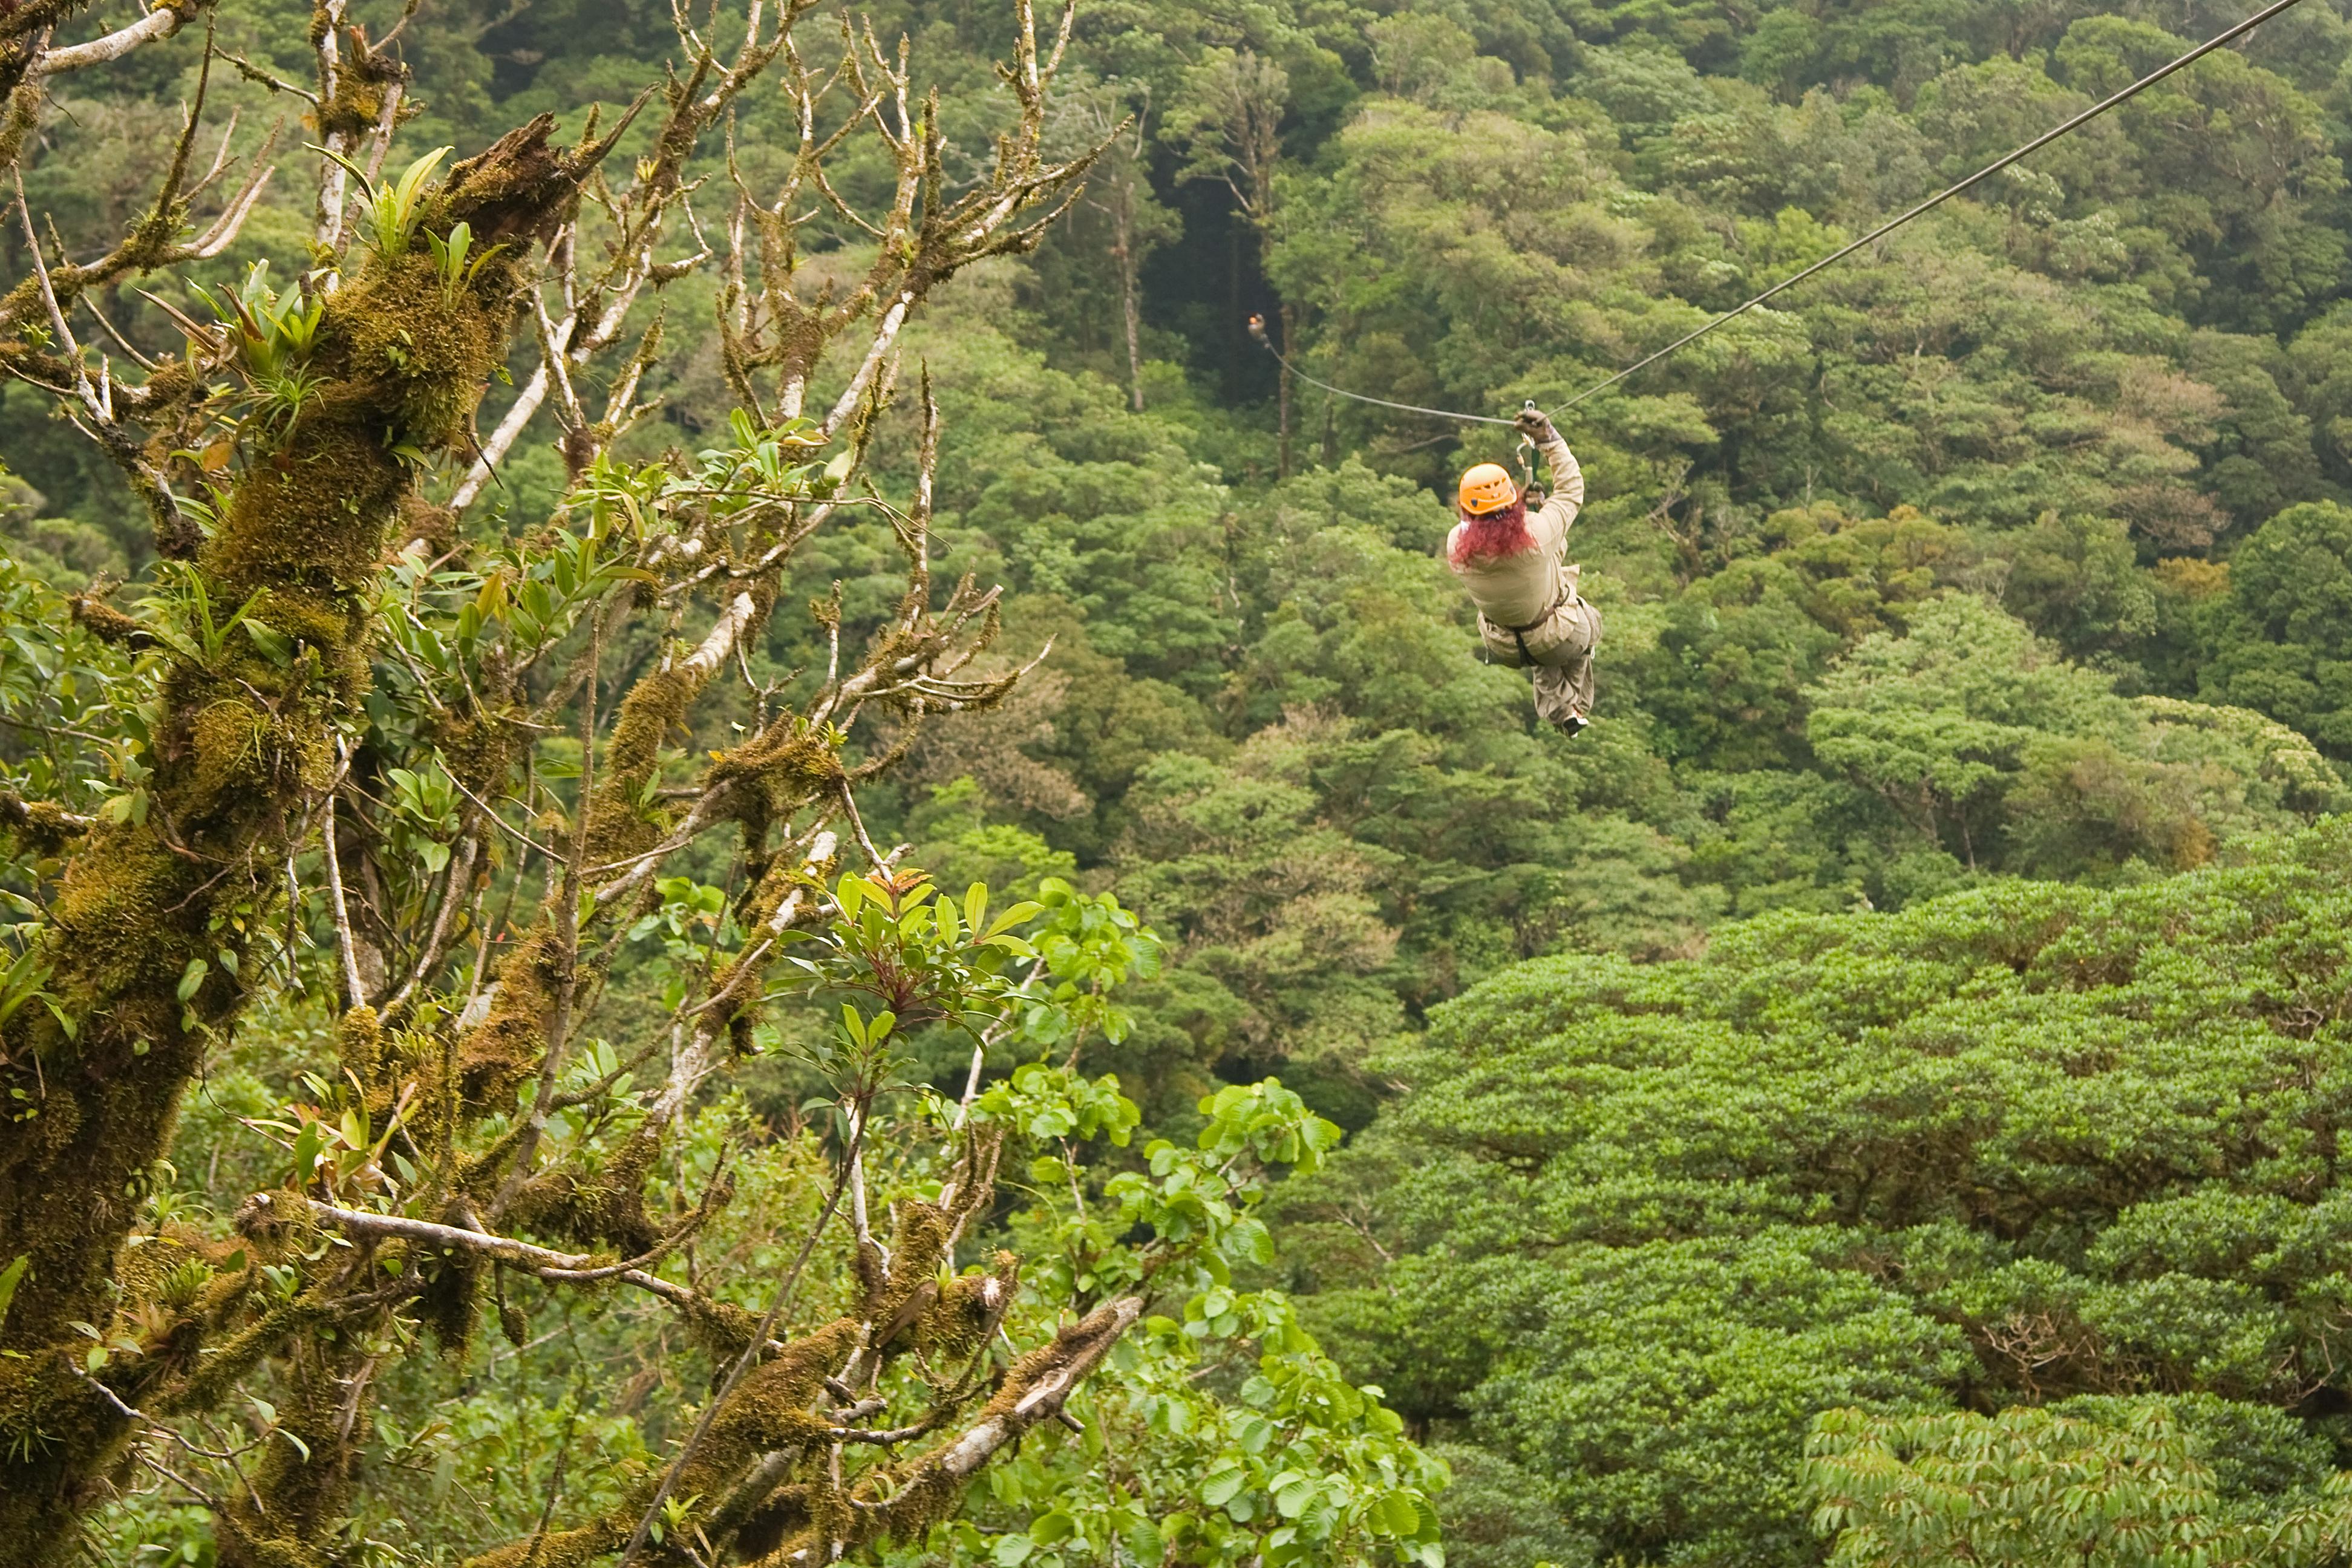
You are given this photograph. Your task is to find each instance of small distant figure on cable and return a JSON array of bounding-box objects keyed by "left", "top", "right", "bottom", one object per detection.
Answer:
[{"left": 1447, "top": 405, "right": 1599, "bottom": 736}]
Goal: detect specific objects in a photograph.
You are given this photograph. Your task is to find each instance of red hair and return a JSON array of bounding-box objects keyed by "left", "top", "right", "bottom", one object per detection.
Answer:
[{"left": 1451, "top": 495, "right": 1533, "bottom": 567}]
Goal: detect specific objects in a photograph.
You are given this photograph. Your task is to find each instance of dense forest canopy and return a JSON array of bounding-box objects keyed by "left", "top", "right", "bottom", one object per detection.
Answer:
[
  {"left": 11, "top": 0, "right": 2352, "bottom": 1560},
  {"left": 1282, "top": 821, "right": 2352, "bottom": 1563}
]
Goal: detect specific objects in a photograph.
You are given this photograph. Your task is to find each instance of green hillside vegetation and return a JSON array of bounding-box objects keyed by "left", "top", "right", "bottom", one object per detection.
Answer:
[
  {"left": 10, "top": 0, "right": 2352, "bottom": 1560},
  {"left": 1279, "top": 818, "right": 2352, "bottom": 1564}
]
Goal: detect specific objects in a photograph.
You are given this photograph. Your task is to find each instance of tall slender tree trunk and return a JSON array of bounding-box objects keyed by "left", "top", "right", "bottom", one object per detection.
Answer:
[
  {"left": 1277, "top": 299, "right": 1295, "bottom": 479},
  {"left": 1112, "top": 195, "right": 1144, "bottom": 413},
  {"left": 1123, "top": 261, "right": 1146, "bottom": 412},
  {"left": 1228, "top": 226, "right": 1242, "bottom": 400}
]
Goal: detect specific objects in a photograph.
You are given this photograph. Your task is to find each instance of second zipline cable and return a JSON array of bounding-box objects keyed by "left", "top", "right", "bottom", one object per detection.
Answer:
[{"left": 1253, "top": 0, "right": 2318, "bottom": 425}]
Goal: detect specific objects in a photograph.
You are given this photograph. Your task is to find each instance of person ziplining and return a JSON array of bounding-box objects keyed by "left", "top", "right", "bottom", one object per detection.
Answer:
[
  {"left": 1449, "top": 409, "right": 1599, "bottom": 736},
  {"left": 1244, "top": 0, "right": 2313, "bottom": 736}
]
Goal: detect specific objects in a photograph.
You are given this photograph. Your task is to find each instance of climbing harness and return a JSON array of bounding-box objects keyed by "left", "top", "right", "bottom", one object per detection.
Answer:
[
  {"left": 1247, "top": 0, "right": 2319, "bottom": 425},
  {"left": 1496, "top": 612, "right": 1543, "bottom": 667},
  {"left": 1491, "top": 573, "right": 1583, "bottom": 663}
]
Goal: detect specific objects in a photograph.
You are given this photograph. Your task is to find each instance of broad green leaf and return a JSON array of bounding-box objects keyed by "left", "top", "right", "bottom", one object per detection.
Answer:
[{"left": 0, "top": 1253, "right": 27, "bottom": 1327}]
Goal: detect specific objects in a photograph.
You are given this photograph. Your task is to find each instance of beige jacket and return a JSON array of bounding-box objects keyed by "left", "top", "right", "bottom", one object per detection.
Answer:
[{"left": 1444, "top": 431, "right": 1584, "bottom": 629}]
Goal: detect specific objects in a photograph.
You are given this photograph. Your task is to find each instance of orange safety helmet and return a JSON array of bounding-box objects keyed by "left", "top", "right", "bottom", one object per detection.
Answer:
[{"left": 1458, "top": 462, "right": 1518, "bottom": 516}]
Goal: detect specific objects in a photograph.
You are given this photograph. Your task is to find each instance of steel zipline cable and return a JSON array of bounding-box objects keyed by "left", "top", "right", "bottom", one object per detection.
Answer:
[
  {"left": 1247, "top": 318, "right": 1523, "bottom": 426},
  {"left": 1250, "top": 0, "right": 2318, "bottom": 426}
]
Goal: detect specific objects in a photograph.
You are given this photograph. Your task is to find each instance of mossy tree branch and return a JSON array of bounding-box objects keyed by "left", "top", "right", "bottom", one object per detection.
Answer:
[
  {"left": 0, "top": 1, "right": 1129, "bottom": 1563},
  {"left": 0, "top": 113, "right": 621, "bottom": 1562}
]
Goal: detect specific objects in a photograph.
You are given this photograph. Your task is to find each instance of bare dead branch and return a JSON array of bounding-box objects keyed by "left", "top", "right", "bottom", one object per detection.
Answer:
[{"left": 31, "top": 5, "right": 187, "bottom": 75}]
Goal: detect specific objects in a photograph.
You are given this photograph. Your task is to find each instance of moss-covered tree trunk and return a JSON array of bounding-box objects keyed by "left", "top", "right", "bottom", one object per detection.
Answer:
[{"left": 0, "top": 117, "right": 605, "bottom": 1558}]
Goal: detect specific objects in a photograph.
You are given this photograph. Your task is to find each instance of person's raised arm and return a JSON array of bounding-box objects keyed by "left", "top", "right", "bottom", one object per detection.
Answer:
[{"left": 1516, "top": 407, "right": 1584, "bottom": 544}]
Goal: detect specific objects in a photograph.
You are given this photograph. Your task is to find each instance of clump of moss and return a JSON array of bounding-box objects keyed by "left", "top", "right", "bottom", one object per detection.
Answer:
[
  {"left": 113, "top": 1230, "right": 214, "bottom": 1310},
  {"left": 315, "top": 45, "right": 405, "bottom": 142},
  {"left": 459, "top": 926, "right": 564, "bottom": 1109},
  {"left": 110, "top": 1233, "right": 261, "bottom": 1390},
  {"left": 396, "top": 492, "right": 459, "bottom": 557},
  {"left": 680, "top": 1319, "right": 860, "bottom": 1497},
  {"left": 861, "top": 1460, "right": 967, "bottom": 1555},
  {"left": 0, "top": 84, "right": 39, "bottom": 188},
  {"left": 198, "top": 241, "right": 511, "bottom": 612},
  {"left": 678, "top": 1293, "right": 765, "bottom": 1363},
  {"left": 0, "top": 793, "right": 86, "bottom": 857},
  {"left": 44, "top": 823, "right": 203, "bottom": 1029},
  {"left": 583, "top": 667, "right": 693, "bottom": 862},
  {"left": 414, "top": 1247, "right": 483, "bottom": 1353},
  {"left": 137, "top": 352, "right": 199, "bottom": 409},
  {"left": 0, "top": 1347, "right": 81, "bottom": 1474},
  {"left": 200, "top": 415, "right": 409, "bottom": 605},
  {"left": 163, "top": 1288, "right": 338, "bottom": 1418},
  {"left": 464, "top": 1514, "right": 629, "bottom": 1568},
  {"left": 704, "top": 722, "right": 844, "bottom": 840},
  {"left": 178, "top": 685, "right": 335, "bottom": 806},
  {"left": 733, "top": 1482, "right": 815, "bottom": 1561},
  {"left": 230, "top": 1191, "right": 320, "bottom": 1259},
  {"left": 336, "top": 1004, "right": 384, "bottom": 1085},
  {"left": 719, "top": 831, "right": 839, "bottom": 999},
  {"left": 857, "top": 1203, "right": 950, "bottom": 1329},
  {"left": 336, "top": 256, "right": 503, "bottom": 449},
  {"left": 189, "top": 700, "right": 272, "bottom": 797},
  {"left": 65, "top": 592, "right": 148, "bottom": 647},
  {"left": 849, "top": 1303, "right": 1138, "bottom": 1549},
  {"left": 505, "top": 1125, "right": 662, "bottom": 1256},
  {"left": 497, "top": 1291, "right": 530, "bottom": 1348},
  {"left": 433, "top": 705, "right": 521, "bottom": 797},
  {"left": 106, "top": 1230, "right": 237, "bottom": 1381},
  {"left": 914, "top": 1256, "right": 1017, "bottom": 1367},
  {"left": 255, "top": 583, "right": 363, "bottom": 656},
  {"left": 215, "top": 1357, "right": 377, "bottom": 1568}
]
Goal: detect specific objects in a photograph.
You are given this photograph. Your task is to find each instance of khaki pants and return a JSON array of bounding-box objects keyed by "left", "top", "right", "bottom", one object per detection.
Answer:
[{"left": 1480, "top": 594, "right": 1601, "bottom": 728}]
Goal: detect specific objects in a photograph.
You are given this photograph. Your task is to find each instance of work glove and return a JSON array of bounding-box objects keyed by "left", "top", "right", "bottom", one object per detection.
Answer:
[{"left": 1515, "top": 405, "right": 1557, "bottom": 441}]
